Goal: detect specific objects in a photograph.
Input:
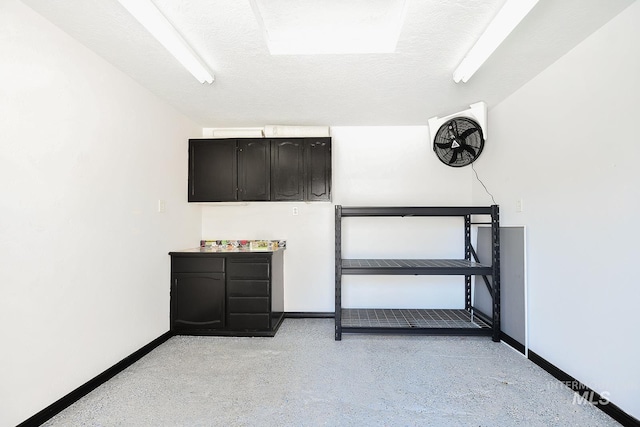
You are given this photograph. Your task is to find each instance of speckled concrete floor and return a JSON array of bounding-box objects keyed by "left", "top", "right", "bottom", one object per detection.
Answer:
[{"left": 44, "top": 319, "right": 619, "bottom": 426}]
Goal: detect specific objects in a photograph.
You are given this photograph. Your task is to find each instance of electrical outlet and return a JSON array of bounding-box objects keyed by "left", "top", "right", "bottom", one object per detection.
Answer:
[
  {"left": 292, "top": 207, "right": 299, "bottom": 216},
  {"left": 516, "top": 198, "right": 524, "bottom": 213},
  {"left": 158, "top": 199, "right": 166, "bottom": 213}
]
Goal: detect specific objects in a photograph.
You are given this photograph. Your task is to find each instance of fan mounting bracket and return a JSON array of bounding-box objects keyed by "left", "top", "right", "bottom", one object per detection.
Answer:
[{"left": 428, "top": 101, "right": 487, "bottom": 143}]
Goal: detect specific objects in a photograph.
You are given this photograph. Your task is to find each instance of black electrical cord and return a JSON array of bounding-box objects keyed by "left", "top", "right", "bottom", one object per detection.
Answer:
[{"left": 471, "top": 163, "right": 497, "bottom": 205}]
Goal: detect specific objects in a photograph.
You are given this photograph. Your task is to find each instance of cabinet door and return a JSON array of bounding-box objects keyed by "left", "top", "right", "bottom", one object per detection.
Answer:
[
  {"left": 304, "top": 138, "right": 331, "bottom": 201},
  {"left": 171, "top": 273, "right": 225, "bottom": 330},
  {"left": 188, "top": 139, "right": 237, "bottom": 202},
  {"left": 271, "top": 139, "right": 304, "bottom": 201},
  {"left": 238, "top": 139, "right": 270, "bottom": 201}
]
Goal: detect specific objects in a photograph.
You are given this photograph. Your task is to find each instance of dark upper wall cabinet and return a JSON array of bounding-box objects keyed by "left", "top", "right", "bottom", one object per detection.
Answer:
[
  {"left": 188, "top": 137, "right": 331, "bottom": 202},
  {"left": 238, "top": 139, "right": 271, "bottom": 201},
  {"left": 189, "top": 139, "right": 237, "bottom": 202},
  {"left": 271, "top": 137, "right": 332, "bottom": 201},
  {"left": 305, "top": 138, "right": 331, "bottom": 201},
  {"left": 271, "top": 139, "right": 304, "bottom": 201},
  {"left": 188, "top": 138, "right": 270, "bottom": 202}
]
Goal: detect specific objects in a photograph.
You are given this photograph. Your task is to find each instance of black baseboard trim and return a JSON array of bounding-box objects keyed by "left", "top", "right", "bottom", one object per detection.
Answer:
[
  {"left": 285, "top": 312, "right": 335, "bottom": 319},
  {"left": 528, "top": 350, "right": 639, "bottom": 427},
  {"left": 500, "top": 332, "right": 525, "bottom": 354},
  {"left": 17, "top": 331, "right": 174, "bottom": 427}
]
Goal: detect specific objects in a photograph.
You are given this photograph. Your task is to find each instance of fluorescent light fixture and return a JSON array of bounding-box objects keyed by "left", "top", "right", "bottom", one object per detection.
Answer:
[
  {"left": 250, "top": 0, "right": 408, "bottom": 55},
  {"left": 453, "top": 0, "right": 539, "bottom": 83},
  {"left": 117, "top": 0, "right": 213, "bottom": 84}
]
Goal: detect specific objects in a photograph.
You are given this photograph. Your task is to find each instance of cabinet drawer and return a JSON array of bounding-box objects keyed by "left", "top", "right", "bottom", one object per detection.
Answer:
[
  {"left": 229, "top": 313, "right": 270, "bottom": 330},
  {"left": 228, "top": 280, "right": 269, "bottom": 297},
  {"left": 172, "top": 257, "right": 224, "bottom": 273},
  {"left": 227, "top": 260, "right": 270, "bottom": 278},
  {"left": 228, "top": 297, "right": 269, "bottom": 313}
]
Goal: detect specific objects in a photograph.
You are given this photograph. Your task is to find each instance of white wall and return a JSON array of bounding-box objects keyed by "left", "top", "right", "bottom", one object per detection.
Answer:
[
  {"left": 472, "top": 1, "right": 640, "bottom": 419},
  {"left": 0, "top": 2, "right": 201, "bottom": 425},
  {"left": 201, "top": 126, "right": 473, "bottom": 311}
]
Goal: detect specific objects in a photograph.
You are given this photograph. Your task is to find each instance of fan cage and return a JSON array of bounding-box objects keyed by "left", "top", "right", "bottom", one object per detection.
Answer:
[{"left": 433, "top": 117, "right": 485, "bottom": 167}]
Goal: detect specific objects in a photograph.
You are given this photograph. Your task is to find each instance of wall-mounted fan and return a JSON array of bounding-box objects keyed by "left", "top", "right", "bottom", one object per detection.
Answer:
[
  {"left": 428, "top": 101, "right": 487, "bottom": 168},
  {"left": 433, "top": 117, "right": 484, "bottom": 167}
]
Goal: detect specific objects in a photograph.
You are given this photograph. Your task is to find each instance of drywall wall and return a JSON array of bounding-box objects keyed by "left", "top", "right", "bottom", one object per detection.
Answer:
[
  {"left": 201, "top": 127, "right": 473, "bottom": 312},
  {"left": 471, "top": 1, "right": 640, "bottom": 418},
  {"left": 0, "top": 1, "right": 201, "bottom": 425}
]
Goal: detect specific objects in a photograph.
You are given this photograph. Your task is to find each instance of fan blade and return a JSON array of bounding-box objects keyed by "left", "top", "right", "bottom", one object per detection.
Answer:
[
  {"left": 462, "top": 145, "right": 477, "bottom": 157},
  {"left": 460, "top": 127, "right": 479, "bottom": 140},
  {"left": 450, "top": 121, "right": 460, "bottom": 138},
  {"left": 449, "top": 151, "right": 458, "bottom": 164},
  {"left": 435, "top": 142, "right": 450, "bottom": 149}
]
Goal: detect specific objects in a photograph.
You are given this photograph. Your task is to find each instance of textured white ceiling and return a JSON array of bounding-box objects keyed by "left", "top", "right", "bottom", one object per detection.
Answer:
[{"left": 21, "top": 0, "right": 634, "bottom": 127}]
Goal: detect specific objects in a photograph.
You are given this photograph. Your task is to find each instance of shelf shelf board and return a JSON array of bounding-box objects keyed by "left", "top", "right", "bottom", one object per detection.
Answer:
[
  {"left": 339, "top": 206, "right": 494, "bottom": 217},
  {"left": 340, "top": 259, "right": 492, "bottom": 275},
  {"left": 340, "top": 308, "right": 491, "bottom": 332}
]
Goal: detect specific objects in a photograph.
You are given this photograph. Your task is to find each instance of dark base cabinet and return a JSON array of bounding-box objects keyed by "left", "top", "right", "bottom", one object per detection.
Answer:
[{"left": 169, "top": 250, "right": 285, "bottom": 337}]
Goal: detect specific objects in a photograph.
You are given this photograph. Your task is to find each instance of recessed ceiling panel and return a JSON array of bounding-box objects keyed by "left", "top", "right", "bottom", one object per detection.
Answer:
[{"left": 250, "top": 0, "right": 408, "bottom": 54}]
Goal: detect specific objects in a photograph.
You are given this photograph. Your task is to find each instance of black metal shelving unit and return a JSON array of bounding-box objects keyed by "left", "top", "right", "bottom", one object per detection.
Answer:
[{"left": 335, "top": 205, "right": 500, "bottom": 341}]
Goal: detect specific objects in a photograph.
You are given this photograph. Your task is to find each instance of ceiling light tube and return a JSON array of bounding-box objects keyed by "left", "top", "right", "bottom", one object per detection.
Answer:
[
  {"left": 453, "top": 0, "right": 539, "bottom": 83},
  {"left": 117, "top": 0, "right": 214, "bottom": 84}
]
